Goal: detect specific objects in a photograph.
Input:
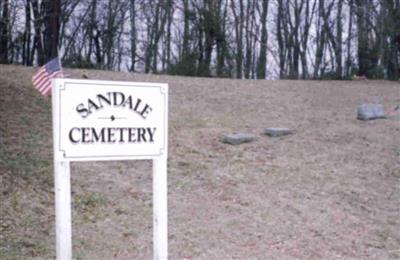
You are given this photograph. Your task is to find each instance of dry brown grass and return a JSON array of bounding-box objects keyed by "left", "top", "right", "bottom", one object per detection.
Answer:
[{"left": 1, "top": 64, "right": 399, "bottom": 259}]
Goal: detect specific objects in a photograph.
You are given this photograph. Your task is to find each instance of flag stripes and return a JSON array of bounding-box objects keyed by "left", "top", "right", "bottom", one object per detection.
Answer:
[{"left": 32, "top": 58, "right": 63, "bottom": 96}]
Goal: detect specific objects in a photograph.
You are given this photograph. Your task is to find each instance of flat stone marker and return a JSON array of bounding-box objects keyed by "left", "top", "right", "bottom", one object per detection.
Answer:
[
  {"left": 357, "top": 103, "right": 385, "bottom": 120},
  {"left": 264, "top": 128, "right": 293, "bottom": 137},
  {"left": 221, "top": 133, "right": 256, "bottom": 145}
]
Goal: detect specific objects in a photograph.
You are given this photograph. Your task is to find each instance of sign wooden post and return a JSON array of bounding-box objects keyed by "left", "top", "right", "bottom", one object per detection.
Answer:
[
  {"left": 53, "top": 161, "right": 72, "bottom": 259},
  {"left": 153, "top": 155, "right": 168, "bottom": 260},
  {"left": 52, "top": 79, "right": 168, "bottom": 260}
]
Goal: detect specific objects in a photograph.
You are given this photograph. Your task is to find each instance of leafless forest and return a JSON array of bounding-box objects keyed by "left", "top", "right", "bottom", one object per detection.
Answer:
[{"left": 0, "top": 0, "right": 399, "bottom": 80}]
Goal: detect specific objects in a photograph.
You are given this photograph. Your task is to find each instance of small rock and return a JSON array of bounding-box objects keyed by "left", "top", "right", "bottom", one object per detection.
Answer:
[
  {"left": 221, "top": 133, "right": 256, "bottom": 145},
  {"left": 114, "top": 209, "right": 126, "bottom": 215},
  {"left": 357, "top": 103, "right": 385, "bottom": 120},
  {"left": 264, "top": 128, "right": 293, "bottom": 137}
]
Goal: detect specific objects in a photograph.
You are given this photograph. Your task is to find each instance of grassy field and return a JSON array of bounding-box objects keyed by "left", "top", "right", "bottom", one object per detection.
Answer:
[{"left": 1, "top": 64, "right": 399, "bottom": 259}]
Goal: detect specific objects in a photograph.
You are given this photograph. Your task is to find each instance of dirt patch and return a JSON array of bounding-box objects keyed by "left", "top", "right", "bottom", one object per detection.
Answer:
[{"left": 1, "top": 65, "right": 399, "bottom": 259}]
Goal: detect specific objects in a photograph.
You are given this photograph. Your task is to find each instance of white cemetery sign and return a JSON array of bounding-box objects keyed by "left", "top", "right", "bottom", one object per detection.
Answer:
[{"left": 52, "top": 79, "right": 168, "bottom": 260}]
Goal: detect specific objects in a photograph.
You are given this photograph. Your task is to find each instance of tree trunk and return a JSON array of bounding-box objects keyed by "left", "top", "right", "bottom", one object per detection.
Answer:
[
  {"left": 86, "top": 0, "right": 97, "bottom": 65},
  {"left": 345, "top": 0, "right": 353, "bottom": 78},
  {"left": 300, "top": 0, "right": 316, "bottom": 79},
  {"left": 277, "top": 0, "right": 285, "bottom": 78},
  {"left": 105, "top": 0, "right": 116, "bottom": 70},
  {"left": 196, "top": 10, "right": 205, "bottom": 76},
  {"left": 0, "top": 0, "right": 9, "bottom": 63},
  {"left": 42, "top": 0, "right": 61, "bottom": 61},
  {"left": 31, "top": 0, "right": 44, "bottom": 65},
  {"left": 335, "top": 0, "right": 343, "bottom": 79},
  {"left": 231, "top": 0, "right": 244, "bottom": 78},
  {"left": 244, "top": 0, "right": 254, "bottom": 79},
  {"left": 116, "top": 6, "right": 126, "bottom": 71},
  {"left": 145, "top": 1, "right": 167, "bottom": 73},
  {"left": 355, "top": 0, "right": 369, "bottom": 76},
  {"left": 257, "top": 0, "right": 269, "bottom": 79},
  {"left": 216, "top": 0, "right": 227, "bottom": 77},
  {"left": 182, "top": 0, "right": 190, "bottom": 60},
  {"left": 313, "top": 0, "right": 326, "bottom": 78},
  {"left": 383, "top": 0, "right": 400, "bottom": 80},
  {"left": 22, "top": 0, "right": 32, "bottom": 65},
  {"left": 152, "top": 2, "right": 160, "bottom": 72},
  {"left": 129, "top": 0, "right": 136, "bottom": 71},
  {"left": 290, "top": 0, "right": 303, "bottom": 79},
  {"left": 165, "top": 0, "right": 173, "bottom": 70},
  {"left": 202, "top": 0, "right": 215, "bottom": 76}
]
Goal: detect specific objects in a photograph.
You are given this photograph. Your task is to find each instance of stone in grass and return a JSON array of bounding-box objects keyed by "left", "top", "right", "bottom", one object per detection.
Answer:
[
  {"left": 264, "top": 128, "right": 293, "bottom": 137},
  {"left": 221, "top": 133, "right": 256, "bottom": 145},
  {"left": 357, "top": 103, "right": 385, "bottom": 121}
]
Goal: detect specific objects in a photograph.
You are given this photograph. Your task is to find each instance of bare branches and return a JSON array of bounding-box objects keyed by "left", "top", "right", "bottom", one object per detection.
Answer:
[{"left": 2, "top": 0, "right": 399, "bottom": 80}]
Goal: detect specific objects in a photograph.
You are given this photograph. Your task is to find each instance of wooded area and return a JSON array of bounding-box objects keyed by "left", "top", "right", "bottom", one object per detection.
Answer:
[{"left": 0, "top": 0, "right": 399, "bottom": 80}]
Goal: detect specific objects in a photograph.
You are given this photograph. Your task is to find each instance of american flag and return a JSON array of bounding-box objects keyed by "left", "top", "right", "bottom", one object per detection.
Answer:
[{"left": 32, "top": 57, "right": 64, "bottom": 96}]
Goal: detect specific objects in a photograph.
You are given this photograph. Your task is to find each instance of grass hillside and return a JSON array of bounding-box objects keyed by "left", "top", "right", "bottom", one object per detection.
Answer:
[{"left": 1, "top": 64, "right": 399, "bottom": 259}]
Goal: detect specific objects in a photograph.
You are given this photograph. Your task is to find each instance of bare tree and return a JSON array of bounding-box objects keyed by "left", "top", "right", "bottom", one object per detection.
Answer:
[
  {"left": 355, "top": 0, "right": 370, "bottom": 77},
  {"left": 345, "top": 0, "right": 354, "bottom": 78},
  {"left": 86, "top": 0, "right": 98, "bottom": 66},
  {"left": 0, "top": 0, "right": 9, "bottom": 63},
  {"left": 335, "top": 0, "right": 343, "bottom": 78},
  {"left": 300, "top": 0, "right": 317, "bottom": 79},
  {"left": 22, "top": 0, "right": 32, "bottom": 65},
  {"left": 161, "top": 0, "right": 173, "bottom": 71},
  {"left": 231, "top": 0, "right": 244, "bottom": 78},
  {"left": 42, "top": 0, "right": 61, "bottom": 61},
  {"left": 129, "top": 0, "right": 137, "bottom": 71},
  {"left": 216, "top": 0, "right": 228, "bottom": 77},
  {"left": 31, "top": 0, "right": 44, "bottom": 65},
  {"left": 276, "top": 0, "right": 286, "bottom": 78},
  {"left": 257, "top": 0, "right": 269, "bottom": 79},
  {"left": 244, "top": 0, "right": 255, "bottom": 79},
  {"left": 142, "top": 0, "right": 169, "bottom": 73}
]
